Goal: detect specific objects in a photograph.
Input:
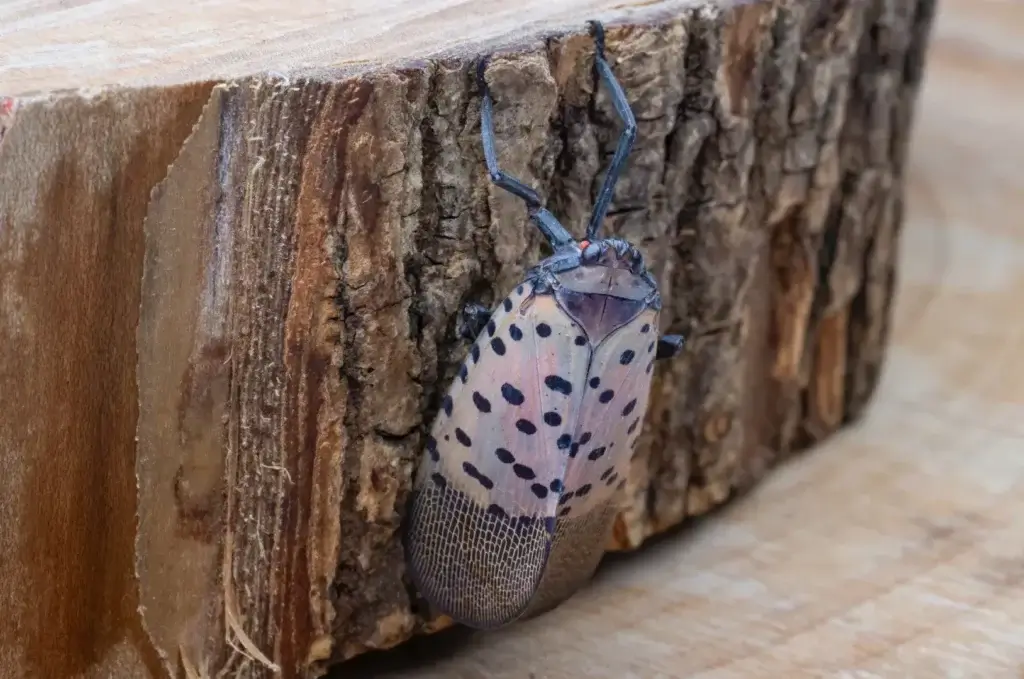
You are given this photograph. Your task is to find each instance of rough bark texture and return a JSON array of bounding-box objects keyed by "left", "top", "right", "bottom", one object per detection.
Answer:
[{"left": 0, "top": 1, "right": 937, "bottom": 678}]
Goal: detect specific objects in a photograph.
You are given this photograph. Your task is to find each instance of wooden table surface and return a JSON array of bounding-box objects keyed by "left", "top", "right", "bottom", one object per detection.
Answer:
[{"left": 344, "top": 1, "right": 1024, "bottom": 677}]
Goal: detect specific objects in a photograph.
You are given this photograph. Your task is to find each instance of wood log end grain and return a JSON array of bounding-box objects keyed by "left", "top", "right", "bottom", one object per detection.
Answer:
[{"left": 0, "top": 83, "right": 215, "bottom": 679}]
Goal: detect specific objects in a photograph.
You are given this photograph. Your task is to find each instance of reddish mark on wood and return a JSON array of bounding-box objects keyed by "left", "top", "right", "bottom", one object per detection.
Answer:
[{"left": 722, "top": 3, "right": 770, "bottom": 117}]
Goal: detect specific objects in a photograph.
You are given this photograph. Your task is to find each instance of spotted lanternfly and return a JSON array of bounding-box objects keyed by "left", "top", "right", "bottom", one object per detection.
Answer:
[{"left": 404, "top": 20, "right": 687, "bottom": 630}]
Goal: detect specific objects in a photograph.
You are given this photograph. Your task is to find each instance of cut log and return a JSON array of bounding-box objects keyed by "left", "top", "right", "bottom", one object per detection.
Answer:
[
  {"left": 343, "top": 4, "right": 1024, "bottom": 673},
  {"left": 0, "top": 0, "right": 936, "bottom": 678}
]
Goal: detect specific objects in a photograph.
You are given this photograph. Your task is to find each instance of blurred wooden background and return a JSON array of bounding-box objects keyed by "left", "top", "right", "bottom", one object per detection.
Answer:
[{"left": 345, "top": 0, "right": 1024, "bottom": 676}]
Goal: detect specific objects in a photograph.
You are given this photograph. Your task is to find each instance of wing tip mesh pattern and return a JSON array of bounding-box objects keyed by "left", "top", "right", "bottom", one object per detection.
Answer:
[{"left": 405, "top": 477, "right": 553, "bottom": 629}]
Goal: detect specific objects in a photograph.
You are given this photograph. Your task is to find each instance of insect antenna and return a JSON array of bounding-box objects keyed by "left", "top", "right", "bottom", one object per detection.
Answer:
[
  {"left": 584, "top": 20, "right": 638, "bottom": 242},
  {"left": 477, "top": 58, "right": 576, "bottom": 250}
]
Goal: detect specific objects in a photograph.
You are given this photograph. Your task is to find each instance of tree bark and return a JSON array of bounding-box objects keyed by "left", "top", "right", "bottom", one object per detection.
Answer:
[{"left": 0, "top": 0, "right": 937, "bottom": 678}]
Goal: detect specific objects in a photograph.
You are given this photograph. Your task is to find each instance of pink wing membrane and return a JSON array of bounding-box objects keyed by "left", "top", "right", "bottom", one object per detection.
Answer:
[
  {"left": 425, "top": 282, "right": 590, "bottom": 521},
  {"left": 559, "top": 308, "right": 659, "bottom": 516}
]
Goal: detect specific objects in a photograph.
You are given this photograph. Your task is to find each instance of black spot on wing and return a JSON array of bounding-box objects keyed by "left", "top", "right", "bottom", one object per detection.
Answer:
[
  {"left": 641, "top": 323, "right": 651, "bottom": 333},
  {"left": 599, "top": 389, "right": 614, "bottom": 403},
  {"left": 620, "top": 349, "right": 636, "bottom": 365},
  {"left": 462, "top": 462, "right": 494, "bottom": 490},
  {"left": 544, "top": 374, "right": 573, "bottom": 395},
  {"left": 501, "top": 383, "right": 524, "bottom": 406},
  {"left": 574, "top": 335, "right": 587, "bottom": 346},
  {"left": 600, "top": 467, "right": 613, "bottom": 481},
  {"left": 536, "top": 323, "right": 551, "bottom": 337},
  {"left": 575, "top": 483, "right": 592, "bottom": 497},
  {"left": 442, "top": 395, "right": 453, "bottom": 417},
  {"left": 559, "top": 506, "right": 572, "bottom": 517},
  {"left": 606, "top": 472, "right": 619, "bottom": 486},
  {"left": 569, "top": 442, "right": 580, "bottom": 458},
  {"left": 648, "top": 341, "right": 655, "bottom": 353},
  {"left": 589, "top": 376, "right": 600, "bottom": 389},
  {"left": 455, "top": 428, "right": 472, "bottom": 447},
  {"left": 470, "top": 344, "right": 480, "bottom": 363},
  {"left": 509, "top": 324, "right": 523, "bottom": 341},
  {"left": 549, "top": 479, "right": 563, "bottom": 493},
  {"left": 495, "top": 447, "right": 515, "bottom": 464},
  {"left": 431, "top": 473, "right": 447, "bottom": 488},
  {"left": 513, "top": 464, "right": 536, "bottom": 480},
  {"left": 622, "top": 398, "right": 637, "bottom": 417},
  {"left": 646, "top": 360, "right": 654, "bottom": 374},
  {"left": 503, "top": 297, "right": 513, "bottom": 312},
  {"left": 530, "top": 483, "right": 548, "bottom": 499},
  {"left": 426, "top": 436, "right": 439, "bottom": 462},
  {"left": 557, "top": 433, "right": 572, "bottom": 450},
  {"left": 516, "top": 419, "right": 537, "bottom": 435},
  {"left": 587, "top": 446, "right": 606, "bottom": 461},
  {"left": 579, "top": 432, "right": 592, "bottom": 445},
  {"left": 472, "top": 391, "right": 491, "bottom": 413},
  {"left": 558, "top": 491, "right": 574, "bottom": 505},
  {"left": 517, "top": 285, "right": 524, "bottom": 295},
  {"left": 627, "top": 417, "right": 640, "bottom": 434},
  {"left": 486, "top": 319, "right": 496, "bottom": 336},
  {"left": 491, "top": 337, "right": 506, "bottom": 355},
  {"left": 458, "top": 364, "right": 469, "bottom": 383},
  {"left": 543, "top": 411, "right": 562, "bottom": 427},
  {"left": 487, "top": 503, "right": 508, "bottom": 518}
]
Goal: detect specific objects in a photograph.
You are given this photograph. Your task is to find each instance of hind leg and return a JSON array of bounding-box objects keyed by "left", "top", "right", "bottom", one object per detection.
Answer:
[
  {"left": 459, "top": 302, "right": 492, "bottom": 341},
  {"left": 656, "top": 334, "right": 686, "bottom": 360}
]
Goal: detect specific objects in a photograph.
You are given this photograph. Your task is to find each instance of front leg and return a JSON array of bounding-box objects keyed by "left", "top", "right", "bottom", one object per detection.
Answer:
[
  {"left": 655, "top": 334, "right": 686, "bottom": 360},
  {"left": 459, "top": 302, "right": 492, "bottom": 341}
]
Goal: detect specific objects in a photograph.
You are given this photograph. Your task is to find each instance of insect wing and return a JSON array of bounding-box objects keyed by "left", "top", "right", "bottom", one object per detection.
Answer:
[
  {"left": 559, "top": 308, "right": 659, "bottom": 516},
  {"left": 406, "top": 281, "right": 589, "bottom": 628},
  {"left": 431, "top": 284, "right": 589, "bottom": 516}
]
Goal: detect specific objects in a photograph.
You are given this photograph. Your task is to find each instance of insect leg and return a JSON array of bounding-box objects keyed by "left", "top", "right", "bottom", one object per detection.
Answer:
[
  {"left": 458, "top": 302, "right": 493, "bottom": 341},
  {"left": 477, "top": 59, "right": 576, "bottom": 250},
  {"left": 655, "top": 334, "right": 686, "bottom": 360},
  {"left": 584, "top": 20, "right": 638, "bottom": 242}
]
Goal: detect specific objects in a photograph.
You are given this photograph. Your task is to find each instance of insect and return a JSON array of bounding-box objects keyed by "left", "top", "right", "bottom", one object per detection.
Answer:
[{"left": 404, "top": 20, "right": 687, "bottom": 630}]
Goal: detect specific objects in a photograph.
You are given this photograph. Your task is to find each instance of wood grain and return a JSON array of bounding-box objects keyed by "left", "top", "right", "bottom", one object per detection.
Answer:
[
  {"left": 342, "top": 0, "right": 1024, "bottom": 676},
  {"left": 0, "top": 85, "right": 214, "bottom": 679},
  {"left": 0, "top": 0, "right": 761, "bottom": 96}
]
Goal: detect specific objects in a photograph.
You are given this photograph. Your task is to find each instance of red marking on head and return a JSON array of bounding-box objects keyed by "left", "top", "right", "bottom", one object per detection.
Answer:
[{"left": 579, "top": 240, "right": 590, "bottom": 250}]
